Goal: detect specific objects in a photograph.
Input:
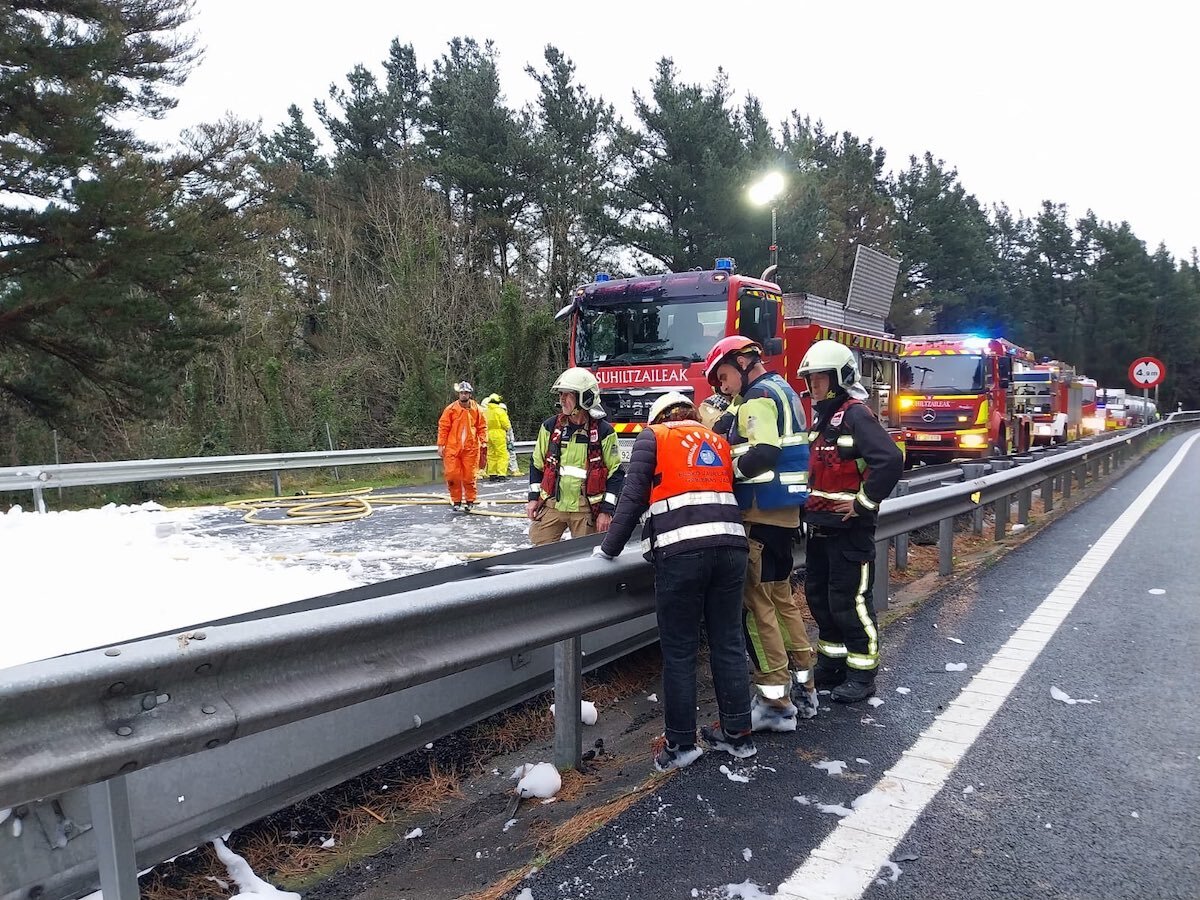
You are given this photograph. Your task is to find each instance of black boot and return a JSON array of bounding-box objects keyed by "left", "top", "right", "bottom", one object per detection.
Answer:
[
  {"left": 813, "top": 656, "right": 847, "bottom": 689},
  {"left": 831, "top": 674, "right": 876, "bottom": 704}
]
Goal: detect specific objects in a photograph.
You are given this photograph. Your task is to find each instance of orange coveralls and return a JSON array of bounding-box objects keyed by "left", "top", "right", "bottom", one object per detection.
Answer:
[{"left": 437, "top": 400, "right": 488, "bottom": 504}]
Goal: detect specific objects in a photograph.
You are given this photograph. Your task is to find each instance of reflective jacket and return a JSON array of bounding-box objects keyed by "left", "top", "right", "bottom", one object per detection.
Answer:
[
  {"left": 805, "top": 395, "right": 904, "bottom": 528},
  {"left": 727, "top": 372, "right": 809, "bottom": 511},
  {"left": 529, "top": 414, "right": 624, "bottom": 515},
  {"left": 437, "top": 400, "right": 487, "bottom": 453},
  {"left": 600, "top": 420, "right": 747, "bottom": 559}
]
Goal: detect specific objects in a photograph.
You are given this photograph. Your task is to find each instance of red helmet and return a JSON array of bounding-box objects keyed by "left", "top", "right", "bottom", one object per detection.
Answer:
[{"left": 703, "top": 336, "right": 763, "bottom": 387}]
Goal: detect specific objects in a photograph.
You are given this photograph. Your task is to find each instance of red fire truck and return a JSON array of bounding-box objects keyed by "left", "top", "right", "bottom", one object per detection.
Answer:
[
  {"left": 1012, "top": 360, "right": 1091, "bottom": 446},
  {"left": 558, "top": 259, "right": 905, "bottom": 458},
  {"left": 898, "top": 334, "right": 1038, "bottom": 461}
]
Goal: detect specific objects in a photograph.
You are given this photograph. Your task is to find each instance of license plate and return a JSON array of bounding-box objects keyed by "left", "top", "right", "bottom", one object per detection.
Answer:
[
  {"left": 913, "top": 433, "right": 943, "bottom": 442},
  {"left": 618, "top": 441, "right": 635, "bottom": 463}
]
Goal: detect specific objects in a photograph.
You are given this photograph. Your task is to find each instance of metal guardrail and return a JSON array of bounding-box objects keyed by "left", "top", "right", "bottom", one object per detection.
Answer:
[
  {"left": 0, "top": 442, "right": 537, "bottom": 512},
  {"left": 2, "top": 412, "right": 1196, "bottom": 900}
]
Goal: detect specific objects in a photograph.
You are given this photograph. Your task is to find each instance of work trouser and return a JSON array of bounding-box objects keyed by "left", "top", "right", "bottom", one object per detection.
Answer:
[
  {"left": 803, "top": 526, "right": 879, "bottom": 678},
  {"left": 655, "top": 546, "right": 753, "bottom": 746},
  {"left": 743, "top": 523, "right": 814, "bottom": 703},
  {"left": 444, "top": 448, "right": 481, "bottom": 504},
  {"left": 484, "top": 430, "right": 509, "bottom": 476},
  {"left": 529, "top": 500, "right": 595, "bottom": 546}
]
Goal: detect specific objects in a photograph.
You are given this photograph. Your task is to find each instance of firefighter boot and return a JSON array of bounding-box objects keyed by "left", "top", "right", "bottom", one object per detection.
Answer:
[
  {"left": 813, "top": 654, "right": 847, "bottom": 689},
  {"left": 831, "top": 672, "right": 876, "bottom": 704},
  {"left": 750, "top": 694, "right": 798, "bottom": 733}
]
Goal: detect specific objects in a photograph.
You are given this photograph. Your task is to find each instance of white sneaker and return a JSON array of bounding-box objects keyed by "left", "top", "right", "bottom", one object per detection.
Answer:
[{"left": 750, "top": 695, "right": 798, "bottom": 733}]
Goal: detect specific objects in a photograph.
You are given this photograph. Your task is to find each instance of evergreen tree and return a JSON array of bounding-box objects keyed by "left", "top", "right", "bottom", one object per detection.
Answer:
[
  {"left": 891, "top": 153, "right": 1001, "bottom": 336},
  {"left": 781, "top": 116, "right": 894, "bottom": 300},
  {"left": 0, "top": 0, "right": 256, "bottom": 440},
  {"left": 526, "top": 45, "right": 620, "bottom": 307},
  {"left": 422, "top": 37, "right": 536, "bottom": 282},
  {"left": 615, "top": 59, "right": 755, "bottom": 272}
]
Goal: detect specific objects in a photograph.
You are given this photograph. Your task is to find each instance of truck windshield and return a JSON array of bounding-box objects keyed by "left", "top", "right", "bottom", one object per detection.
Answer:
[
  {"left": 900, "top": 355, "right": 986, "bottom": 393},
  {"left": 575, "top": 299, "right": 726, "bottom": 367}
]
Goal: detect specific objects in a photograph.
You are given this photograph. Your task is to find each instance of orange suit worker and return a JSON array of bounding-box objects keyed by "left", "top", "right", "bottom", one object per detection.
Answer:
[{"left": 438, "top": 381, "right": 488, "bottom": 508}]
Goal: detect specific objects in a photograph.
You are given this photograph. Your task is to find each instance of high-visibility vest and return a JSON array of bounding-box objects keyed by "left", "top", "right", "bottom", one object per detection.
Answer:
[
  {"left": 644, "top": 421, "right": 745, "bottom": 552},
  {"left": 806, "top": 397, "right": 869, "bottom": 516},
  {"left": 728, "top": 373, "right": 810, "bottom": 510}
]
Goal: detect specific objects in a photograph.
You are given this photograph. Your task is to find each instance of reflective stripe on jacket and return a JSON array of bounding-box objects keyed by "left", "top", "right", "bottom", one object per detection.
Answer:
[
  {"left": 645, "top": 421, "right": 746, "bottom": 552},
  {"left": 728, "top": 373, "right": 810, "bottom": 510}
]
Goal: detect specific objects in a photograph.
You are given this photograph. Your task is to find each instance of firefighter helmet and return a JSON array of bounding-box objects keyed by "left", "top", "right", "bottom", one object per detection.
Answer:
[
  {"left": 453, "top": 381, "right": 474, "bottom": 394},
  {"left": 552, "top": 367, "right": 604, "bottom": 417},
  {"left": 795, "top": 340, "right": 859, "bottom": 392},
  {"left": 647, "top": 391, "right": 694, "bottom": 425},
  {"left": 703, "top": 336, "right": 763, "bottom": 388}
]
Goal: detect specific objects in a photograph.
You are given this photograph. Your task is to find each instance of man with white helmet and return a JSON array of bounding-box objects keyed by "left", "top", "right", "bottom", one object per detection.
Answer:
[
  {"left": 795, "top": 340, "right": 904, "bottom": 703},
  {"left": 593, "top": 392, "right": 755, "bottom": 771},
  {"left": 437, "top": 381, "right": 488, "bottom": 512},
  {"left": 527, "top": 367, "right": 624, "bottom": 545}
]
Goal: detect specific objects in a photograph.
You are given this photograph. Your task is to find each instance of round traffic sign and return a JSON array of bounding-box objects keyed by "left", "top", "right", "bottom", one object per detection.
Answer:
[{"left": 1128, "top": 356, "right": 1166, "bottom": 388}]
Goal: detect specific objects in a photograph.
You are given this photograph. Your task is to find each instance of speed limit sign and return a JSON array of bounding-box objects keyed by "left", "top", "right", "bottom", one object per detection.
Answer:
[{"left": 1128, "top": 356, "right": 1166, "bottom": 389}]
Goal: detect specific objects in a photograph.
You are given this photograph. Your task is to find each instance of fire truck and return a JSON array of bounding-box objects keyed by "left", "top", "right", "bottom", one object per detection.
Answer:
[
  {"left": 898, "top": 334, "right": 1037, "bottom": 462},
  {"left": 1012, "top": 360, "right": 1090, "bottom": 446},
  {"left": 557, "top": 258, "right": 905, "bottom": 459}
]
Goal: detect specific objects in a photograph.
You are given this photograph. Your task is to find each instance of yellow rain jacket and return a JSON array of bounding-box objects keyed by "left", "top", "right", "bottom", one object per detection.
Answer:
[{"left": 482, "top": 394, "right": 512, "bottom": 476}]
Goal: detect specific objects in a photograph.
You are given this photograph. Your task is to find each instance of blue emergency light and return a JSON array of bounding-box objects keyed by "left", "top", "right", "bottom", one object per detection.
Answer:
[
  {"left": 594, "top": 272, "right": 611, "bottom": 283},
  {"left": 714, "top": 257, "right": 736, "bottom": 273}
]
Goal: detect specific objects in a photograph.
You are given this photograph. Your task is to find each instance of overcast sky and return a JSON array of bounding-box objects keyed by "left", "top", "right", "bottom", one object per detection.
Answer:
[{"left": 147, "top": 0, "right": 1198, "bottom": 260}]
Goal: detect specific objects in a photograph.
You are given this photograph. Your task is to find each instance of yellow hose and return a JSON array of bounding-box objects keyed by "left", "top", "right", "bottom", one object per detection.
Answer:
[{"left": 227, "top": 488, "right": 529, "bottom": 525}]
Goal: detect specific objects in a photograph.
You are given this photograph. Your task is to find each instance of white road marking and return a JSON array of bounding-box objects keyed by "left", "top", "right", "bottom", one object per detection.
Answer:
[{"left": 775, "top": 434, "right": 1199, "bottom": 900}]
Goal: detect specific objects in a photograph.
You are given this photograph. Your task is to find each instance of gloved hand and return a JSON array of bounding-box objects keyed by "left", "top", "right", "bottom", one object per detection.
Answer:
[{"left": 591, "top": 546, "right": 615, "bottom": 560}]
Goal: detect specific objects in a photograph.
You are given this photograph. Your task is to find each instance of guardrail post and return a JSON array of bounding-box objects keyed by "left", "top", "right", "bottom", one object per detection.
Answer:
[
  {"left": 554, "top": 636, "right": 582, "bottom": 771},
  {"left": 1062, "top": 464, "right": 1073, "bottom": 500},
  {"left": 962, "top": 464, "right": 989, "bottom": 535},
  {"left": 938, "top": 515, "right": 954, "bottom": 576},
  {"left": 33, "top": 483, "right": 47, "bottom": 514},
  {"left": 273, "top": 470, "right": 282, "bottom": 497},
  {"left": 1102, "top": 454, "right": 1112, "bottom": 477},
  {"left": 991, "top": 460, "right": 1014, "bottom": 538},
  {"left": 873, "top": 539, "right": 889, "bottom": 611},
  {"left": 1042, "top": 477, "right": 1054, "bottom": 513},
  {"left": 89, "top": 775, "right": 140, "bottom": 900},
  {"left": 893, "top": 482, "right": 911, "bottom": 571}
]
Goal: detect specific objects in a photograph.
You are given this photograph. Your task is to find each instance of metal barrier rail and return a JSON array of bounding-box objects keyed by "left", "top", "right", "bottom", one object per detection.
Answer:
[
  {"left": 0, "top": 442, "right": 537, "bottom": 512},
  {"left": 2, "top": 413, "right": 1195, "bottom": 900}
]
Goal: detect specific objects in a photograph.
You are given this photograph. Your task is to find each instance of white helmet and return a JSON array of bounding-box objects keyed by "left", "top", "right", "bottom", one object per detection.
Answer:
[
  {"left": 647, "top": 391, "right": 694, "bottom": 425},
  {"left": 453, "top": 380, "right": 474, "bottom": 394},
  {"left": 796, "top": 340, "right": 859, "bottom": 392},
  {"left": 552, "top": 367, "right": 604, "bottom": 417}
]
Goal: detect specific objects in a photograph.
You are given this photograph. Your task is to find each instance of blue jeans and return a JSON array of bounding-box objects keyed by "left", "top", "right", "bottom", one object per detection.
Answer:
[{"left": 654, "top": 546, "right": 753, "bottom": 745}]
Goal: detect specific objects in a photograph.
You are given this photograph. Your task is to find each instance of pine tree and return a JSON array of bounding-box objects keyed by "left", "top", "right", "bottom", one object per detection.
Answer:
[
  {"left": 615, "top": 59, "right": 754, "bottom": 272},
  {"left": 0, "top": 0, "right": 257, "bottom": 440}
]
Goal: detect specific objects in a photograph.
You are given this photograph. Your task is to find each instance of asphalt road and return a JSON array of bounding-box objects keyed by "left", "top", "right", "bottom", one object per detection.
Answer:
[{"left": 522, "top": 431, "right": 1200, "bottom": 900}]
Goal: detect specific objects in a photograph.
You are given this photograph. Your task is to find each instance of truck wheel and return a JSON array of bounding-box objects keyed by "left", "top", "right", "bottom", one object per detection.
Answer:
[{"left": 990, "top": 428, "right": 1007, "bottom": 457}]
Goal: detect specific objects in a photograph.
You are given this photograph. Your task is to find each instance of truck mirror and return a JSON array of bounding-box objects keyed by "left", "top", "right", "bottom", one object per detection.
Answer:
[{"left": 764, "top": 337, "right": 784, "bottom": 357}]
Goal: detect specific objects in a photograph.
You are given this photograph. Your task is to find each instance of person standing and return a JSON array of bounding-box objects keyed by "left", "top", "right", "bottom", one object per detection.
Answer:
[
  {"left": 527, "top": 367, "right": 623, "bottom": 544},
  {"left": 592, "top": 392, "right": 756, "bottom": 771},
  {"left": 795, "top": 340, "right": 903, "bottom": 703},
  {"left": 437, "top": 381, "right": 487, "bottom": 512},
  {"left": 704, "top": 336, "right": 817, "bottom": 731},
  {"left": 481, "top": 393, "right": 512, "bottom": 480}
]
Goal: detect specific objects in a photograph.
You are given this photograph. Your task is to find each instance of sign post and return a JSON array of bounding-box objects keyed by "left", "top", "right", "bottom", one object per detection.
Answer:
[{"left": 1128, "top": 356, "right": 1166, "bottom": 424}]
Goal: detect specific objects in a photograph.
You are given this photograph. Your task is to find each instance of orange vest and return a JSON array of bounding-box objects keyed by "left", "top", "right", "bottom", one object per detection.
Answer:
[{"left": 648, "top": 421, "right": 735, "bottom": 503}]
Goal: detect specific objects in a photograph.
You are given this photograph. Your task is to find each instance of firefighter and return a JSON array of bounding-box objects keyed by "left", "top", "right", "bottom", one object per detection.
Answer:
[
  {"left": 592, "top": 392, "right": 755, "bottom": 771},
  {"left": 703, "top": 336, "right": 818, "bottom": 730},
  {"left": 796, "top": 340, "right": 903, "bottom": 703},
  {"left": 480, "top": 393, "right": 512, "bottom": 480},
  {"left": 526, "top": 367, "right": 624, "bottom": 544},
  {"left": 436, "top": 381, "right": 488, "bottom": 512}
]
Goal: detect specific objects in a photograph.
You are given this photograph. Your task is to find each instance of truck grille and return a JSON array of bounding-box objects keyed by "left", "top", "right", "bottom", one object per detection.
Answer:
[
  {"left": 901, "top": 409, "right": 968, "bottom": 430},
  {"left": 600, "top": 388, "right": 694, "bottom": 424}
]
